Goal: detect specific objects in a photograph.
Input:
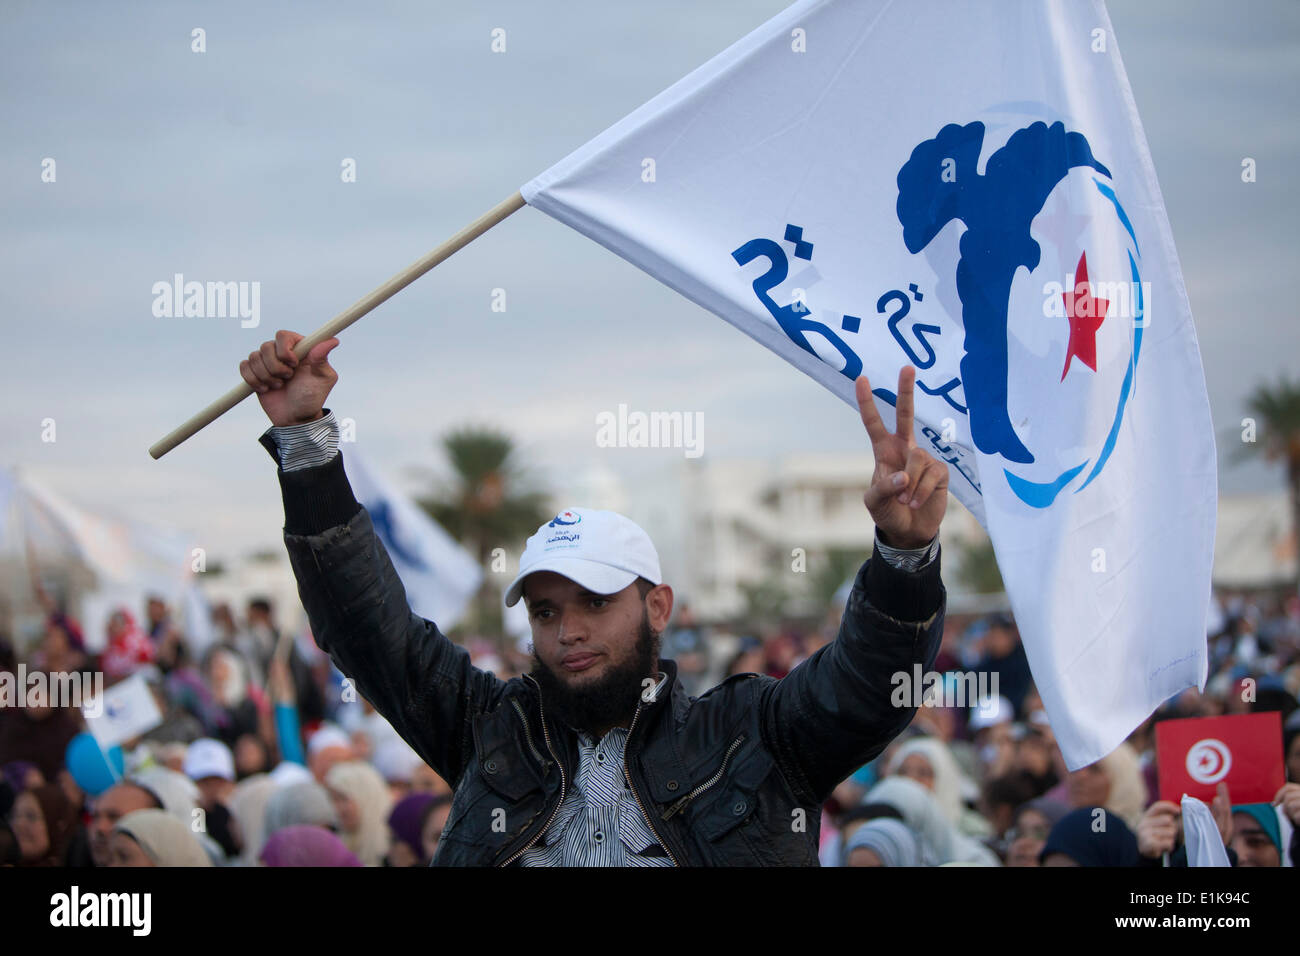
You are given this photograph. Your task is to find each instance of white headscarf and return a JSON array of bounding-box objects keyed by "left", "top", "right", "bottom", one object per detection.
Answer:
[
  {"left": 888, "top": 736, "right": 978, "bottom": 827},
  {"left": 114, "top": 808, "right": 212, "bottom": 867},
  {"left": 864, "top": 776, "right": 1000, "bottom": 866},
  {"left": 264, "top": 781, "right": 338, "bottom": 837},
  {"left": 325, "top": 760, "right": 393, "bottom": 867},
  {"left": 228, "top": 772, "right": 279, "bottom": 864},
  {"left": 842, "top": 818, "right": 922, "bottom": 867},
  {"left": 129, "top": 765, "right": 198, "bottom": 823}
]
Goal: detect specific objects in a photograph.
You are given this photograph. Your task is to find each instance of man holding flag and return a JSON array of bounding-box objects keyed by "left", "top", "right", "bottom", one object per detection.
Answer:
[
  {"left": 242, "top": 330, "right": 950, "bottom": 865},
  {"left": 153, "top": 0, "right": 1216, "bottom": 844}
]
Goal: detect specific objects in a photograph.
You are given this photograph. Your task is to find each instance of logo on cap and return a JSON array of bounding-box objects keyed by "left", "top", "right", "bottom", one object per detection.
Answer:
[{"left": 545, "top": 510, "right": 582, "bottom": 546}]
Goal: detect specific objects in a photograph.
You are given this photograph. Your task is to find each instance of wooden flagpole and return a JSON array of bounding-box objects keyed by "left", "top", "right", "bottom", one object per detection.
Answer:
[{"left": 148, "top": 191, "right": 526, "bottom": 459}]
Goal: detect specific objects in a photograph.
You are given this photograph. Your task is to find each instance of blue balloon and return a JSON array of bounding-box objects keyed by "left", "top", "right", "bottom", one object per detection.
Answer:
[{"left": 65, "top": 733, "right": 124, "bottom": 796}]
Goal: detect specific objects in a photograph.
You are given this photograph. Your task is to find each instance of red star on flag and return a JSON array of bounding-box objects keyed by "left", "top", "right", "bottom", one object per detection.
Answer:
[{"left": 1060, "top": 251, "right": 1108, "bottom": 381}]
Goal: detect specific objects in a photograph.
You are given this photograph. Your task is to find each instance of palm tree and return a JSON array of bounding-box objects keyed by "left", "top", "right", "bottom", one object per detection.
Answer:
[
  {"left": 415, "top": 428, "right": 550, "bottom": 641},
  {"left": 1235, "top": 375, "right": 1300, "bottom": 591}
]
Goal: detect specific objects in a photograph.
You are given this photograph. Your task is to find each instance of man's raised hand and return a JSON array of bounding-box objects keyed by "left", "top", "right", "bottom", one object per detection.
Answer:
[
  {"left": 856, "top": 366, "right": 948, "bottom": 551},
  {"left": 239, "top": 329, "right": 340, "bottom": 427}
]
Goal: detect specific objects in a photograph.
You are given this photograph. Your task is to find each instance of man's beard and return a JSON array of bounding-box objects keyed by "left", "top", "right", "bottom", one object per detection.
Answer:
[{"left": 529, "top": 609, "right": 660, "bottom": 737}]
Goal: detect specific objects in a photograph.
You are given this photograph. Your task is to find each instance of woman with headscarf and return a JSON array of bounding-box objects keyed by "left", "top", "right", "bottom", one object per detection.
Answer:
[
  {"left": 227, "top": 772, "right": 279, "bottom": 864},
  {"left": 109, "top": 808, "right": 213, "bottom": 866},
  {"left": 1040, "top": 806, "right": 1139, "bottom": 866},
  {"left": 864, "top": 776, "right": 1001, "bottom": 866},
  {"left": 264, "top": 780, "right": 339, "bottom": 839},
  {"left": 386, "top": 792, "right": 437, "bottom": 866},
  {"left": 325, "top": 760, "right": 392, "bottom": 866},
  {"left": 260, "top": 825, "right": 362, "bottom": 867},
  {"left": 888, "top": 735, "right": 992, "bottom": 838},
  {"left": 1065, "top": 741, "right": 1148, "bottom": 832},
  {"left": 200, "top": 645, "right": 263, "bottom": 747},
  {"left": 841, "top": 818, "right": 922, "bottom": 867},
  {"left": 10, "top": 782, "right": 81, "bottom": 866}
]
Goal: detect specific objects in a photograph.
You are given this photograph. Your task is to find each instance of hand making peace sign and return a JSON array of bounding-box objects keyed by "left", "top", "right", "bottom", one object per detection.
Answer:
[{"left": 856, "top": 366, "right": 949, "bottom": 551}]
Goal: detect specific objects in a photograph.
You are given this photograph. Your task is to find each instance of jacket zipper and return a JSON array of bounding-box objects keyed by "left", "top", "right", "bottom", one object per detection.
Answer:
[
  {"left": 622, "top": 701, "right": 683, "bottom": 866},
  {"left": 660, "top": 734, "right": 746, "bottom": 821},
  {"left": 497, "top": 677, "right": 566, "bottom": 867},
  {"left": 511, "top": 697, "right": 545, "bottom": 767}
]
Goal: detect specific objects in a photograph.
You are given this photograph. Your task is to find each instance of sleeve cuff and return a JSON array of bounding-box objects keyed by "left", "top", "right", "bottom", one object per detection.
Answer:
[
  {"left": 864, "top": 536, "right": 943, "bottom": 622},
  {"left": 259, "top": 422, "right": 362, "bottom": 535},
  {"left": 261, "top": 408, "right": 340, "bottom": 472},
  {"left": 873, "top": 529, "right": 939, "bottom": 572}
]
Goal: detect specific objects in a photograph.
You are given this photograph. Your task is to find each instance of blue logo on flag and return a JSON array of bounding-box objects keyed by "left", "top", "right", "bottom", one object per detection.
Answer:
[
  {"left": 733, "top": 118, "right": 1144, "bottom": 509},
  {"left": 897, "top": 120, "right": 1144, "bottom": 507}
]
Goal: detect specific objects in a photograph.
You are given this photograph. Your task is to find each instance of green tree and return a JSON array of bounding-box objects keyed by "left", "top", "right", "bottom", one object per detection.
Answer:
[
  {"left": 1235, "top": 374, "right": 1300, "bottom": 590},
  {"left": 415, "top": 428, "right": 550, "bottom": 642}
]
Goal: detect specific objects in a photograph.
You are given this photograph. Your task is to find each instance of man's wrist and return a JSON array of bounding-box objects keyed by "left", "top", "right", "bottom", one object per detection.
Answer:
[
  {"left": 280, "top": 410, "right": 326, "bottom": 427},
  {"left": 873, "top": 528, "right": 939, "bottom": 573},
  {"left": 875, "top": 527, "right": 932, "bottom": 552},
  {"left": 263, "top": 408, "right": 339, "bottom": 473}
]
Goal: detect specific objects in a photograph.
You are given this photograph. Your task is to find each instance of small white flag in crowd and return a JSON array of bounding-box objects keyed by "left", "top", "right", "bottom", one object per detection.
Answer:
[
  {"left": 83, "top": 672, "right": 163, "bottom": 749},
  {"left": 521, "top": 0, "right": 1216, "bottom": 768}
]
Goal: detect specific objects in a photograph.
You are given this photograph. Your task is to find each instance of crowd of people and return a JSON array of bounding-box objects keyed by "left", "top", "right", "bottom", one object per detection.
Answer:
[
  {"left": 2, "top": 567, "right": 1298, "bottom": 867},
  {"left": 1, "top": 587, "right": 454, "bottom": 867}
]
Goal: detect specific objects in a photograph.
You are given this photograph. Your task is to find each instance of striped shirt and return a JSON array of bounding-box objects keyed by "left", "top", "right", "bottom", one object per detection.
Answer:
[{"left": 518, "top": 673, "right": 675, "bottom": 866}]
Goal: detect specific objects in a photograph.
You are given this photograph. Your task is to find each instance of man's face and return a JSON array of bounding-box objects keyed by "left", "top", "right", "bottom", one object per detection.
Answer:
[
  {"left": 524, "top": 572, "right": 672, "bottom": 735},
  {"left": 90, "top": 784, "right": 157, "bottom": 866}
]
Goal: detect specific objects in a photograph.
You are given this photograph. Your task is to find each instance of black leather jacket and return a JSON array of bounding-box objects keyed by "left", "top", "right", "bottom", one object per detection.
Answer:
[{"left": 266, "top": 445, "right": 946, "bottom": 866}]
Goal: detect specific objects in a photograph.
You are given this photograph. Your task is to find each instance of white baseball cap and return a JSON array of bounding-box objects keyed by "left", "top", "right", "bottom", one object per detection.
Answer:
[
  {"left": 181, "top": 738, "right": 235, "bottom": 782},
  {"left": 505, "top": 507, "right": 662, "bottom": 608},
  {"left": 306, "top": 723, "right": 352, "bottom": 757}
]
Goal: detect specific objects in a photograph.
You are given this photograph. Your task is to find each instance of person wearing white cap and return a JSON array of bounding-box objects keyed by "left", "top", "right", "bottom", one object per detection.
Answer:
[
  {"left": 182, "top": 738, "right": 236, "bottom": 802},
  {"left": 306, "top": 722, "right": 356, "bottom": 782},
  {"left": 246, "top": 332, "right": 950, "bottom": 866},
  {"left": 502, "top": 507, "right": 670, "bottom": 739},
  {"left": 181, "top": 738, "right": 241, "bottom": 860}
]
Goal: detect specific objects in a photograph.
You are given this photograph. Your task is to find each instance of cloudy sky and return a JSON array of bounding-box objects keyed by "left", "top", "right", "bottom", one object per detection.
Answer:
[{"left": 2, "top": 0, "right": 1297, "bottom": 565}]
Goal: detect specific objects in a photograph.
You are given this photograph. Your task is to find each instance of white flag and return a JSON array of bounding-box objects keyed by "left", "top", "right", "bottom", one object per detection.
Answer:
[
  {"left": 15, "top": 471, "right": 210, "bottom": 654},
  {"left": 521, "top": 0, "right": 1216, "bottom": 768},
  {"left": 84, "top": 672, "right": 163, "bottom": 748},
  {"left": 1180, "top": 794, "right": 1230, "bottom": 867},
  {"left": 344, "top": 445, "right": 483, "bottom": 629}
]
